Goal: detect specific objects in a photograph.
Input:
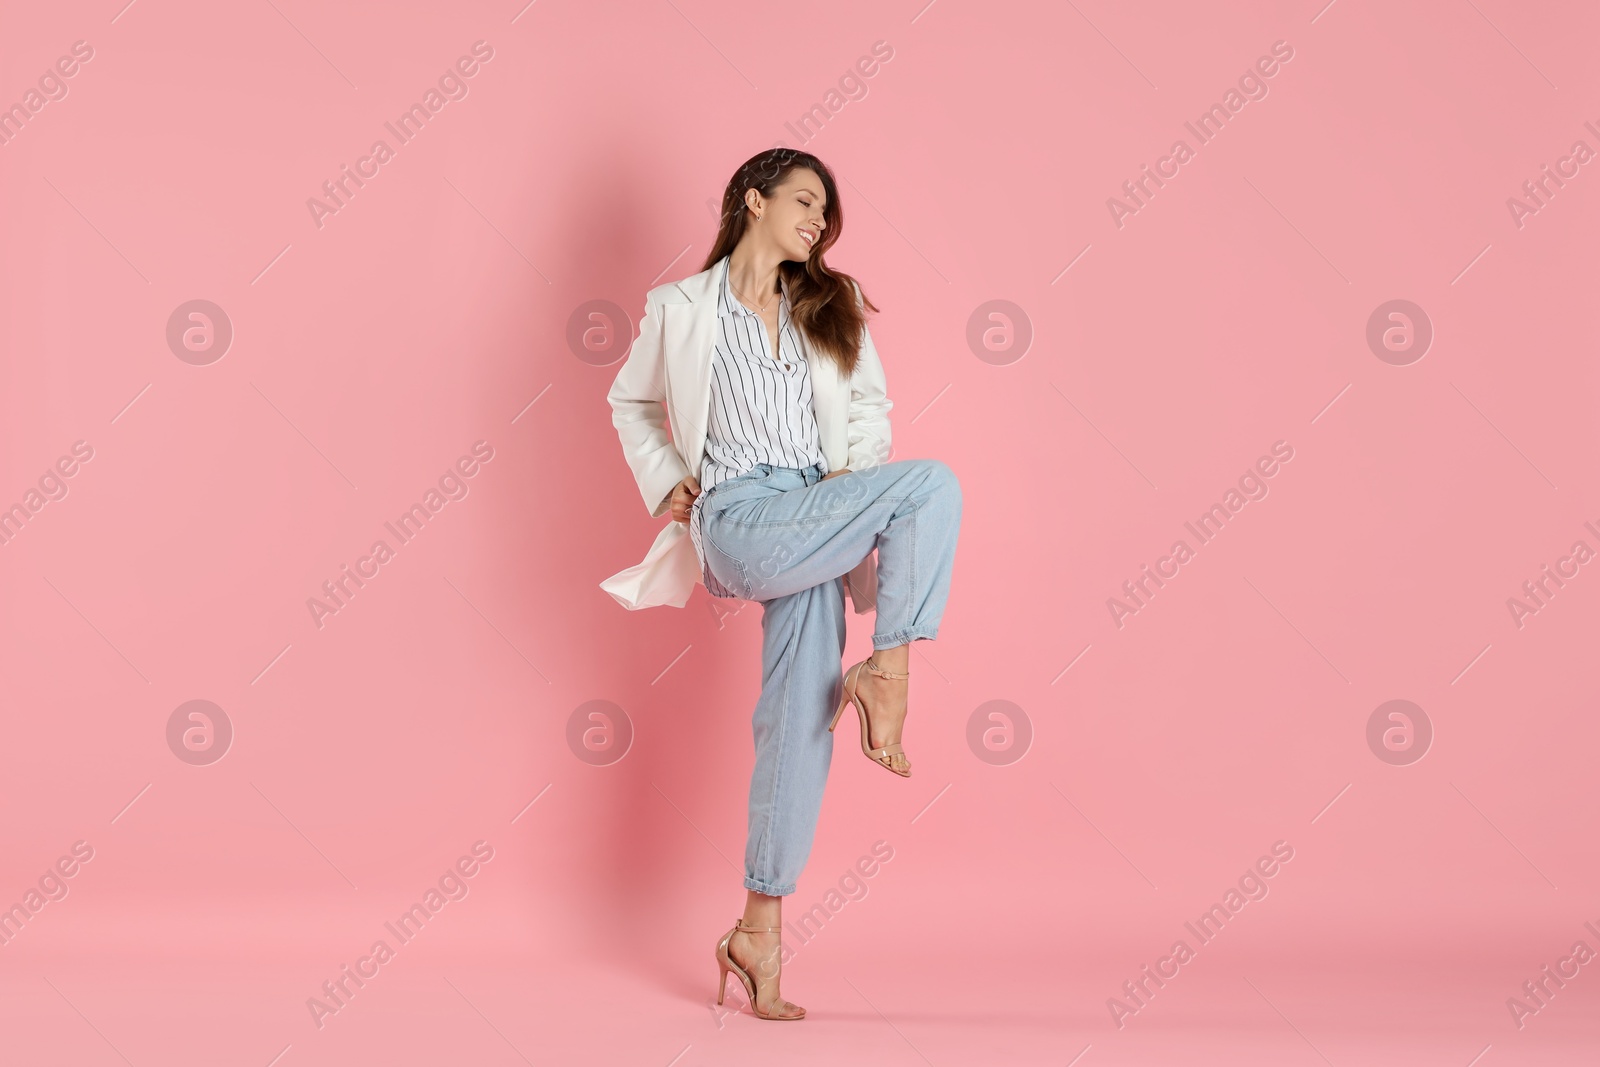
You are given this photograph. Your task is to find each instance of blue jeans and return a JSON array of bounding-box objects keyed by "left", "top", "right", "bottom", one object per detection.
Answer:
[{"left": 697, "top": 457, "right": 963, "bottom": 895}]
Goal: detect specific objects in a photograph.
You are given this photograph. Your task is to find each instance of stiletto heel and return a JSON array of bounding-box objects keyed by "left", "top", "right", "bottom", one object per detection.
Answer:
[
  {"left": 714, "top": 918, "right": 805, "bottom": 1020},
  {"left": 830, "top": 656, "right": 912, "bottom": 776}
]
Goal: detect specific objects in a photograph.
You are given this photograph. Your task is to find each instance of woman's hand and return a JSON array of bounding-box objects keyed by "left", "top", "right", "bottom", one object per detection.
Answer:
[
  {"left": 668, "top": 475, "right": 702, "bottom": 523},
  {"left": 821, "top": 468, "right": 851, "bottom": 481}
]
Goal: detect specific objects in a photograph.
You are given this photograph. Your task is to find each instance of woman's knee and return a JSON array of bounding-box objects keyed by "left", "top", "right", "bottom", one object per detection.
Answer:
[{"left": 917, "top": 458, "right": 962, "bottom": 506}]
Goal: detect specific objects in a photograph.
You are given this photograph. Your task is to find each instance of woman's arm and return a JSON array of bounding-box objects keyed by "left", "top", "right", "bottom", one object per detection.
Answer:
[{"left": 607, "top": 288, "right": 692, "bottom": 518}]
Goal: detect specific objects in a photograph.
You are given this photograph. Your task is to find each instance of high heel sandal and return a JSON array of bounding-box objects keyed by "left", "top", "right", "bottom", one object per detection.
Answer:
[
  {"left": 714, "top": 918, "right": 805, "bottom": 1020},
  {"left": 829, "top": 656, "right": 912, "bottom": 777}
]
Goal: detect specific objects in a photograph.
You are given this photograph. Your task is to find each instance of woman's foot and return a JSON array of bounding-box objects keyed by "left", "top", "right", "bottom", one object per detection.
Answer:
[
  {"left": 853, "top": 653, "right": 911, "bottom": 775},
  {"left": 726, "top": 925, "right": 804, "bottom": 1019}
]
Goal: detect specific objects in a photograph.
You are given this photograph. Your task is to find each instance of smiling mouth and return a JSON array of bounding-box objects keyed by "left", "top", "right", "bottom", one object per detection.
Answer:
[{"left": 798, "top": 229, "right": 815, "bottom": 247}]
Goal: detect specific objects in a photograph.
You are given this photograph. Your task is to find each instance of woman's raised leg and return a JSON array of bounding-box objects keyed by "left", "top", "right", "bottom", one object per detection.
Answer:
[{"left": 704, "top": 458, "right": 963, "bottom": 650}]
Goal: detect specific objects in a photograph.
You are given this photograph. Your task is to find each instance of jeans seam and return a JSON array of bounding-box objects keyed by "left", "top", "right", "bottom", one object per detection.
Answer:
[
  {"left": 751, "top": 626, "right": 796, "bottom": 890},
  {"left": 701, "top": 518, "right": 737, "bottom": 561},
  {"left": 909, "top": 508, "right": 918, "bottom": 638},
  {"left": 871, "top": 488, "right": 925, "bottom": 646},
  {"left": 701, "top": 513, "right": 752, "bottom": 598},
  {"left": 875, "top": 508, "right": 918, "bottom": 644}
]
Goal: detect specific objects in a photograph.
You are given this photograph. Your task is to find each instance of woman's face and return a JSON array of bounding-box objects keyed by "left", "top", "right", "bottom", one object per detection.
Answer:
[{"left": 747, "top": 168, "right": 828, "bottom": 262}]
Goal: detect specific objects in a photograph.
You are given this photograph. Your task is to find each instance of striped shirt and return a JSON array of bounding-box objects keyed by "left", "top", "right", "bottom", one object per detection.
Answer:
[{"left": 689, "top": 255, "right": 829, "bottom": 575}]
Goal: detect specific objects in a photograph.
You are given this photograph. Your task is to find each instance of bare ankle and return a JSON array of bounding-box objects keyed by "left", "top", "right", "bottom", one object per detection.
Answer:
[{"left": 868, "top": 648, "right": 909, "bottom": 675}]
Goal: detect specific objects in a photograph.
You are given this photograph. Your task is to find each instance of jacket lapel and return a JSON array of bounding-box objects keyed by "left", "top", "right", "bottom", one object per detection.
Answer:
[{"left": 661, "top": 258, "right": 719, "bottom": 478}]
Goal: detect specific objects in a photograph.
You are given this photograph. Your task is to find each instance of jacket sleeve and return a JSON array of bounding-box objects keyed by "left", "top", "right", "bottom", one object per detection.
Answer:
[
  {"left": 844, "top": 282, "right": 893, "bottom": 471},
  {"left": 607, "top": 288, "right": 692, "bottom": 518}
]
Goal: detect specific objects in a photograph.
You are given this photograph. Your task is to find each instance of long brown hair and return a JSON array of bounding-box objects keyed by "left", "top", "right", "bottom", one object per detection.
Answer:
[{"left": 702, "top": 149, "right": 877, "bottom": 377}]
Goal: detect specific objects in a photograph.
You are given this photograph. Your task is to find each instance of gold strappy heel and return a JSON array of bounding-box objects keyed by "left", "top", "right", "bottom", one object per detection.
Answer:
[
  {"left": 715, "top": 918, "right": 805, "bottom": 1020},
  {"left": 829, "top": 656, "right": 912, "bottom": 776}
]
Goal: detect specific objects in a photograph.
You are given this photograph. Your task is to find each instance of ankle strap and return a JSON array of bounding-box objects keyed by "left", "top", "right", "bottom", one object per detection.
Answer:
[
  {"left": 736, "top": 918, "right": 783, "bottom": 932},
  {"left": 865, "top": 657, "right": 909, "bottom": 680}
]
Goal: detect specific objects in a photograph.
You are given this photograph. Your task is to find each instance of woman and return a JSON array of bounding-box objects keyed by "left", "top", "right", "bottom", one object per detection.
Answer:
[{"left": 605, "top": 148, "right": 962, "bottom": 1020}]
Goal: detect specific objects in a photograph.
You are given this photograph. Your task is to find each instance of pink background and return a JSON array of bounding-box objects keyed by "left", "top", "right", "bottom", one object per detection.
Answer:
[{"left": 3, "top": 0, "right": 1597, "bottom": 1063}]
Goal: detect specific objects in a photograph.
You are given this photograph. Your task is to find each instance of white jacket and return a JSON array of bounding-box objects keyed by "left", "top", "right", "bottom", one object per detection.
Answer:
[{"left": 601, "top": 255, "right": 893, "bottom": 612}]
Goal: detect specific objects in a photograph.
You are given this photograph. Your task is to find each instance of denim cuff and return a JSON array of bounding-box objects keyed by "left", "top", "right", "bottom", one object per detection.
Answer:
[
  {"left": 743, "top": 874, "right": 797, "bottom": 896},
  {"left": 871, "top": 625, "right": 939, "bottom": 649}
]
